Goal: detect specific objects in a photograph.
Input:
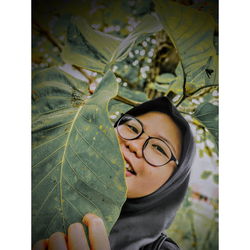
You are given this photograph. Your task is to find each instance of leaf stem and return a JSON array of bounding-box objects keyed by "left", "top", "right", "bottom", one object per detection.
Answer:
[
  {"left": 176, "top": 82, "right": 218, "bottom": 108},
  {"left": 72, "top": 65, "right": 95, "bottom": 83},
  {"left": 114, "top": 95, "right": 142, "bottom": 106}
]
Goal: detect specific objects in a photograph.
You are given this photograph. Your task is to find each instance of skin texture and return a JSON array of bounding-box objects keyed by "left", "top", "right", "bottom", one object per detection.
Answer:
[
  {"left": 33, "top": 112, "right": 182, "bottom": 249},
  {"left": 118, "top": 111, "right": 182, "bottom": 198}
]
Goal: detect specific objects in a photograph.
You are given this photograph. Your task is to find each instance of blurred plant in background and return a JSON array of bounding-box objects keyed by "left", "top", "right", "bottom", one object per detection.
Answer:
[{"left": 32, "top": 0, "right": 218, "bottom": 249}]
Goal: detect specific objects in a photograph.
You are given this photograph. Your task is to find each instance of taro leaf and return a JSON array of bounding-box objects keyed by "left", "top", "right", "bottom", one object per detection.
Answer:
[
  {"left": 205, "top": 54, "right": 218, "bottom": 86},
  {"left": 32, "top": 67, "right": 89, "bottom": 119},
  {"left": 192, "top": 1, "right": 218, "bottom": 23},
  {"left": 32, "top": 68, "right": 127, "bottom": 244},
  {"left": 61, "top": 15, "right": 162, "bottom": 73},
  {"left": 154, "top": 0, "right": 217, "bottom": 89},
  {"left": 114, "top": 14, "right": 162, "bottom": 62},
  {"left": 61, "top": 16, "right": 122, "bottom": 73},
  {"left": 193, "top": 102, "right": 218, "bottom": 143}
]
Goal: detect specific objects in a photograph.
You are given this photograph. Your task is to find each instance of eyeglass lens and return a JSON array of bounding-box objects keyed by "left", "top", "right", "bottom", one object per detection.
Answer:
[{"left": 117, "top": 115, "right": 172, "bottom": 166}]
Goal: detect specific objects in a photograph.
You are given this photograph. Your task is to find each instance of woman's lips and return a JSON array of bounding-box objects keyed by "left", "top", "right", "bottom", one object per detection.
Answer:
[
  {"left": 126, "top": 169, "right": 134, "bottom": 177},
  {"left": 125, "top": 161, "right": 136, "bottom": 176},
  {"left": 122, "top": 151, "right": 137, "bottom": 176}
]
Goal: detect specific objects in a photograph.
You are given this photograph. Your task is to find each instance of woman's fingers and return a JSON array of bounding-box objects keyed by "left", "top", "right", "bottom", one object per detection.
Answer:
[
  {"left": 83, "top": 213, "right": 111, "bottom": 250},
  {"left": 33, "top": 239, "right": 48, "bottom": 250},
  {"left": 68, "top": 223, "right": 90, "bottom": 250},
  {"left": 48, "top": 232, "right": 67, "bottom": 250}
]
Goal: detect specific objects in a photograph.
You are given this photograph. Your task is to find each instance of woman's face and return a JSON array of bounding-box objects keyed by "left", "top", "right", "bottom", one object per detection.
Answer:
[{"left": 117, "top": 111, "right": 182, "bottom": 198}]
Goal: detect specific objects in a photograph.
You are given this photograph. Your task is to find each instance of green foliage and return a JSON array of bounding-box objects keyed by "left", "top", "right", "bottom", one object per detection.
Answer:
[
  {"left": 61, "top": 16, "right": 122, "bottom": 73},
  {"left": 154, "top": 0, "right": 217, "bottom": 88},
  {"left": 32, "top": 68, "right": 127, "bottom": 243},
  {"left": 62, "top": 14, "right": 161, "bottom": 73},
  {"left": 193, "top": 102, "right": 218, "bottom": 143},
  {"left": 167, "top": 188, "right": 218, "bottom": 250},
  {"left": 201, "top": 170, "right": 212, "bottom": 180}
]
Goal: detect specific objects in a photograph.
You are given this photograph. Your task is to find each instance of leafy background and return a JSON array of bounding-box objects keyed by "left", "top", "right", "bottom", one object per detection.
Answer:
[{"left": 32, "top": 0, "right": 218, "bottom": 249}]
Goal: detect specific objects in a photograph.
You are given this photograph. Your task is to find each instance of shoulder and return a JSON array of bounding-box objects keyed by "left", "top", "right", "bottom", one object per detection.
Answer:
[{"left": 141, "top": 233, "right": 180, "bottom": 250}]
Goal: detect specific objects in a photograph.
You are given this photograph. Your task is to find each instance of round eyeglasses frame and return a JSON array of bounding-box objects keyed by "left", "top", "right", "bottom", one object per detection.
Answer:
[{"left": 116, "top": 114, "right": 179, "bottom": 167}]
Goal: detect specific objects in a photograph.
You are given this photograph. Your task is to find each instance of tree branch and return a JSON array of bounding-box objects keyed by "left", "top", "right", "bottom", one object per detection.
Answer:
[
  {"left": 33, "top": 20, "right": 96, "bottom": 88},
  {"left": 176, "top": 63, "right": 187, "bottom": 107},
  {"left": 33, "top": 20, "right": 63, "bottom": 52},
  {"left": 189, "top": 84, "right": 218, "bottom": 97},
  {"left": 176, "top": 82, "right": 218, "bottom": 108}
]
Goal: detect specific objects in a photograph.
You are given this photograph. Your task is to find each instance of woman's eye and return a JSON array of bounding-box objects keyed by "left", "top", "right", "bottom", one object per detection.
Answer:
[
  {"left": 153, "top": 144, "right": 167, "bottom": 156},
  {"left": 127, "top": 125, "right": 139, "bottom": 133}
]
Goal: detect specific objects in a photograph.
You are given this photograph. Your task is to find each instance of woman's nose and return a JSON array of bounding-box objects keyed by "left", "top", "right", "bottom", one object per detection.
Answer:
[{"left": 124, "top": 138, "right": 144, "bottom": 158}]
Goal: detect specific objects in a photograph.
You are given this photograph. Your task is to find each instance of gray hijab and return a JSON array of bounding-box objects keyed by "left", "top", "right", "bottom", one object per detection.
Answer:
[{"left": 109, "top": 97, "right": 195, "bottom": 250}]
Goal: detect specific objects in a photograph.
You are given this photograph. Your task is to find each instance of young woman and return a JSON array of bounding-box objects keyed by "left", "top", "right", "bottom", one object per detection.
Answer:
[{"left": 33, "top": 96, "right": 195, "bottom": 250}]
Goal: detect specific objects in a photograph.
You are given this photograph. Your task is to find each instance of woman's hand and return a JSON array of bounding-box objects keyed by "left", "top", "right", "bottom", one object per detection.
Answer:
[{"left": 33, "top": 213, "right": 110, "bottom": 250}]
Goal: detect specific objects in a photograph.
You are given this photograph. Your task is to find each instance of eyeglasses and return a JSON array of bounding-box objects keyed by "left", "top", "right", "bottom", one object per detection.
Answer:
[{"left": 116, "top": 114, "right": 179, "bottom": 167}]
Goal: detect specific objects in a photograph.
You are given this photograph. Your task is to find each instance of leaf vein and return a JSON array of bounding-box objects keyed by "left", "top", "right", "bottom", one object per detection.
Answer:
[
  {"left": 67, "top": 145, "right": 108, "bottom": 188},
  {"left": 33, "top": 183, "right": 58, "bottom": 223},
  {"left": 32, "top": 145, "right": 65, "bottom": 169},
  {"left": 80, "top": 112, "right": 114, "bottom": 145},
  {"left": 33, "top": 132, "right": 68, "bottom": 150},
  {"left": 74, "top": 125, "right": 116, "bottom": 172},
  {"left": 59, "top": 105, "right": 83, "bottom": 233},
  {"left": 32, "top": 161, "right": 62, "bottom": 192},
  {"left": 63, "top": 176, "right": 100, "bottom": 211}
]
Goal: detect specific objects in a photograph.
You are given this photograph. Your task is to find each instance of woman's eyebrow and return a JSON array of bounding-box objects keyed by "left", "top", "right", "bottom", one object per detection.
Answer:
[
  {"left": 158, "top": 135, "right": 177, "bottom": 155},
  {"left": 141, "top": 120, "right": 177, "bottom": 156}
]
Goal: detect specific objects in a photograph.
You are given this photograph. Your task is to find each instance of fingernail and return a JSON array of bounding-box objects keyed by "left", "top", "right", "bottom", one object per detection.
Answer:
[
  {"left": 69, "top": 222, "right": 83, "bottom": 232},
  {"left": 82, "top": 213, "right": 97, "bottom": 224}
]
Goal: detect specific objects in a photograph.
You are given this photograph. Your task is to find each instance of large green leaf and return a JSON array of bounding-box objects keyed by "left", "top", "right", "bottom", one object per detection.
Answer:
[
  {"left": 113, "top": 14, "right": 162, "bottom": 62},
  {"left": 61, "top": 16, "right": 122, "bottom": 73},
  {"left": 193, "top": 102, "right": 218, "bottom": 143},
  {"left": 154, "top": 0, "right": 217, "bottom": 89},
  {"left": 32, "top": 68, "right": 127, "bottom": 243},
  {"left": 61, "top": 15, "right": 162, "bottom": 73}
]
